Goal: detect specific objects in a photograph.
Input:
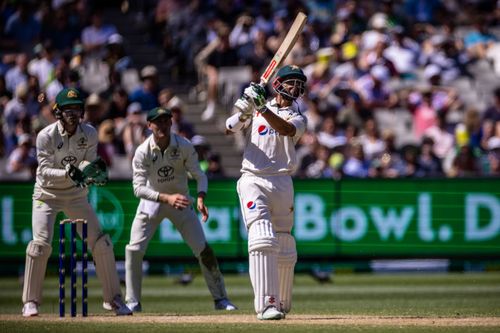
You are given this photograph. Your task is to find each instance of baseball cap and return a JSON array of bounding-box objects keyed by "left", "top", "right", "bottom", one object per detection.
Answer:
[
  {"left": 108, "top": 33, "right": 124, "bottom": 45},
  {"left": 127, "top": 102, "right": 142, "bottom": 114},
  {"left": 147, "top": 107, "right": 172, "bottom": 121},
  {"left": 18, "top": 134, "right": 31, "bottom": 146},
  {"left": 86, "top": 93, "right": 100, "bottom": 106},
  {"left": 191, "top": 135, "right": 208, "bottom": 147},
  {"left": 55, "top": 88, "right": 84, "bottom": 107},
  {"left": 141, "top": 65, "right": 158, "bottom": 79},
  {"left": 370, "top": 65, "right": 390, "bottom": 81}
]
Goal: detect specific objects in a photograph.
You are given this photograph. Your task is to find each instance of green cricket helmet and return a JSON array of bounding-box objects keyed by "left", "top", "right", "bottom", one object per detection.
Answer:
[{"left": 272, "top": 65, "right": 307, "bottom": 101}]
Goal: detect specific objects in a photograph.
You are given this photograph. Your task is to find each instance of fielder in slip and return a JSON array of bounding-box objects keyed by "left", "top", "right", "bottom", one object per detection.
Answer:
[
  {"left": 22, "top": 88, "right": 131, "bottom": 317},
  {"left": 225, "top": 65, "right": 308, "bottom": 320},
  {"left": 124, "top": 107, "right": 237, "bottom": 312}
]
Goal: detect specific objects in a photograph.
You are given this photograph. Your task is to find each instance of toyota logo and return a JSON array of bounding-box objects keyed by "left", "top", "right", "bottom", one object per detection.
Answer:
[
  {"left": 61, "top": 155, "right": 77, "bottom": 166},
  {"left": 157, "top": 166, "right": 174, "bottom": 177}
]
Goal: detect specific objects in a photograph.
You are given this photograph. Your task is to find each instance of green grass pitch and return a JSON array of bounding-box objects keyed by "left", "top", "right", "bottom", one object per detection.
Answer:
[{"left": 0, "top": 272, "right": 499, "bottom": 332}]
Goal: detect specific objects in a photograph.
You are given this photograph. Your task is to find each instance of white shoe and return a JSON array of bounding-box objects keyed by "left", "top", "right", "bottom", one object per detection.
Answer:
[
  {"left": 214, "top": 298, "right": 237, "bottom": 311},
  {"left": 126, "top": 301, "right": 142, "bottom": 312},
  {"left": 257, "top": 306, "right": 284, "bottom": 320},
  {"left": 201, "top": 102, "right": 215, "bottom": 121},
  {"left": 110, "top": 295, "right": 133, "bottom": 316},
  {"left": 22, "top": 302, "right": 39, "bottom": 317},
  {"left": 103, "top": 302, "right": 113, "bottom": 311}
]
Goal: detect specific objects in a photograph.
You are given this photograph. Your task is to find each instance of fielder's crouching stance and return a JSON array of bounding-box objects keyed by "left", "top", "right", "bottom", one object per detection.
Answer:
[
  {"left": 124, "top": 107, "right": 237, "bottom": 312},
  {"left": 22, "top": 88, "right": 132, "bottom": 317},
  {"left": 225, "top": 65, "right": 307, "bottom": 320}
]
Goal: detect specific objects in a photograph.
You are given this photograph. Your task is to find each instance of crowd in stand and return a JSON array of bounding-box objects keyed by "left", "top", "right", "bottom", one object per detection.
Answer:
[{"left": 1, "top": 0, "right": 500, "bottom": 180}]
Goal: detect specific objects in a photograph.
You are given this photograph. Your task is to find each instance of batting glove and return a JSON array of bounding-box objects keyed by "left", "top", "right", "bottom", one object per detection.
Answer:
[
  {"left": 244, "top": 83, "right": 267, "bottom": 112},
  {"left": 234, "top": 96, "right": 253, "bottom": 119}
]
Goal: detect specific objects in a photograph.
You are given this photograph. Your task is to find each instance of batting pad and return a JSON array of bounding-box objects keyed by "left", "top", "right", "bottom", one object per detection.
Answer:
[
  {"left": 248, "top": 220, "right": 280, "bottom": 313},
  {"left": 22, "top": 240, "right": 52, "bottom": 304},
  {"left": 277, "top": 233, "right": 297, "bottom": 313},
  {"left": 92, "top": 234, "right": 122, "bottom": 302},
  {"left": 198, "top": 245, "right": 227, "bottom": 301},
  {"left": 125, "top": 246, "right": 145, "bottom": 304}
]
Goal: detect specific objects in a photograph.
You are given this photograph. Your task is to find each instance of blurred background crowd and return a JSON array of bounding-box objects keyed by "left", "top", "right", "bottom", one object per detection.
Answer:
[{"left": 0, "top": 0, "right": 499, "bottom": 180}]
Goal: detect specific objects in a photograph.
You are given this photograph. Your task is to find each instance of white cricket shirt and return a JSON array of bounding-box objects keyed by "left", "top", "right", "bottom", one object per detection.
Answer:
[
  {"left": 241, "top": 98, "right": 306, "bottom": 176},
  {"left": 132, "top": 133, "right": 208, "bottom": 202}
]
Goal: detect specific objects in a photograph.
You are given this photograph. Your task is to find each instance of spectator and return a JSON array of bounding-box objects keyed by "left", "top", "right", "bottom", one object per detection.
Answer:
[
  {"left": 4, "top": 2, "right": 41, "bottom": 52},
  {"left": 201, "top": 24, "right": 239, "bottom": 121},
  {"left": 455, "top": 108, "right": 483, "bottom": 151},
  {"left": 412, "top": 89, "right": 438, "bottom": 140},
  {"left": 463, "top": 17, "right": 497, "bottom": 60},
  {"left": 417, "top": 137, "right": 443, "bottom": 177},
  {"left": 483, "top": 87, "right": 500, "bottom": 123},
  {"left": 191, "top": 135, "right": 211, "bottom": 172},
  {"left": 105, "top": 33, "right": 133, "bottom": 73},
  {"left": 3, "top": 83, "right": 29, "bottom": 153},
  {"left": 28, "top": 43, "right": 55, "bottom": 89},
  {"left": 81, "top": 9, "right": 117, "bottom": 57},
  {"left": 122, "top": 102, "right": 148, "bottom": 160},
  {"left": 343, "top": 142, "right": 370, "bottom": 178},
  {"left": 206, "top": 153, "right": 225, "bottom": 180},
  {"left": 170, "top": 105, "right": 195, "bottom": 140},
  {"left": 84, "top": 93, "right": 106, "bottom": 127},
  {"left": 5, "top": 53, "right": 29, "bottom": 93},
  {"left": 424, "top": 112, "right": 455, "bottom": 160},
  {"left": 353, "top": 64, "right": 397, "bottom": 110},
  {"left": 359, "top": 118, "right": 385, "bottom": 160},
  {"left": 449, "top": 144, "right": 480, "bottom": 177},
  {"left": 316, "top": 116, "right": 347, "bottom": 149},
  {"left": 97, "top": 119, "right": 116, "bottom": 167},
  {"left": 305, "top": 145, "right": 335, "bottom": 178},
  {"left": 6, "top": 133, "right": 37, "bottom": 177},
  {"left": 129, "top": 65, "right": 160, "bottom": 111}
]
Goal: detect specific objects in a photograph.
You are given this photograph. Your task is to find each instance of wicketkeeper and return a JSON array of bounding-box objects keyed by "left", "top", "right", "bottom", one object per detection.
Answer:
[
  {"left": 225, "top": 65, "right": 307, "bottom": 320},
  {"left": 21, "top": 88, "right": 132, "bottom": 317}
]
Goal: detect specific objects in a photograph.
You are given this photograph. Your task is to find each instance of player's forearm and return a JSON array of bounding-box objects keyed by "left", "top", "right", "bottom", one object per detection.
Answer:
[
  {"left": 39, "top": 164, "right": 67, "bottom": 179},
  {"left": 225, "top": 112, "right": 249, "bottom": 133},
  {"left": 132, "top": 182, "right": 160, "bottom": 202},
  {"left": 261, "top": 110, "right": 296, "bottom": 136}
]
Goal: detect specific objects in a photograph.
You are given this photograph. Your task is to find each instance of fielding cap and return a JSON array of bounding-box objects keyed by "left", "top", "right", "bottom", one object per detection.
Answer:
[{"left": 147, "top": 107, "right": 172, "bottom": 121}]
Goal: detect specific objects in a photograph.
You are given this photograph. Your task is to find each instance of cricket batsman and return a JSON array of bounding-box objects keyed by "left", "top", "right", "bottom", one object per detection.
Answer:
[
  {"left": 225, "top": 65, "right": 307, "bottom": 320},
  {"left": 21, "top": 88, "right": 132, "bottom": 316}
]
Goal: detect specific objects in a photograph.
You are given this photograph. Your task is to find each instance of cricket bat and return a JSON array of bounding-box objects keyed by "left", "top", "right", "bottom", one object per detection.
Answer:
[
  {"left": 259, "top": 12, "right": 307, "bottom": 85},
  {"left": 232, "top": 12, "right": 307, "bottom": 116}
]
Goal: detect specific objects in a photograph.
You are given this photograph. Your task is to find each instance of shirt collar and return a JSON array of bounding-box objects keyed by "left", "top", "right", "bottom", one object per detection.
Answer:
[
  {"left": 57, "top": 120, "right": 82, "bottom": 137},
  {"left": 149, "top": 133, "right": 176, "bottom": 152}
]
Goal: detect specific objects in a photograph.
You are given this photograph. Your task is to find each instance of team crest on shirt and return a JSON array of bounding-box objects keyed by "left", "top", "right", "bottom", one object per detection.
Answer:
[
  {"left": 157, "top": 165, "right": 174, "bottom": 182},
  {"left": 77, "top": 136, "right": 87, "bottom": 149},
  {"left": 169, "top": 148, "right": 180, "bottom": 160},
  {"left": 246, "top": 201, "right": 256, "bottom": 209},
  {"left": 61, "top": 155, "right": 77, "bottom": 166}
]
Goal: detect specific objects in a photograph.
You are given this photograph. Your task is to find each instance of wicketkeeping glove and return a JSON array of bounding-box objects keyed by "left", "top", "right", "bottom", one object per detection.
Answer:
[
  {"left": 65, "top": 163, "right": 88, "bottom": 188},
  {"left": 80, "top": 157, "right": 108, "bottom": 186},
  {"left": 244, "top": 83, "right": 267, "bottom": 111}
]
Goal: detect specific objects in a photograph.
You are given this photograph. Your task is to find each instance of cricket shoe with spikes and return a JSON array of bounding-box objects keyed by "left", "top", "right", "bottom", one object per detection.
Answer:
[
  {"left": 257, "top": 306, "right": 285, "bottom": 320},
  {"left": 214, "top": 298, "right": 237, "bottom": 311},
  {"left": 110, "top": 295, "right": 133, "bottom": 316},
  {"left": 22, "top": 301, "right": 39, "bottom": 317}
]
